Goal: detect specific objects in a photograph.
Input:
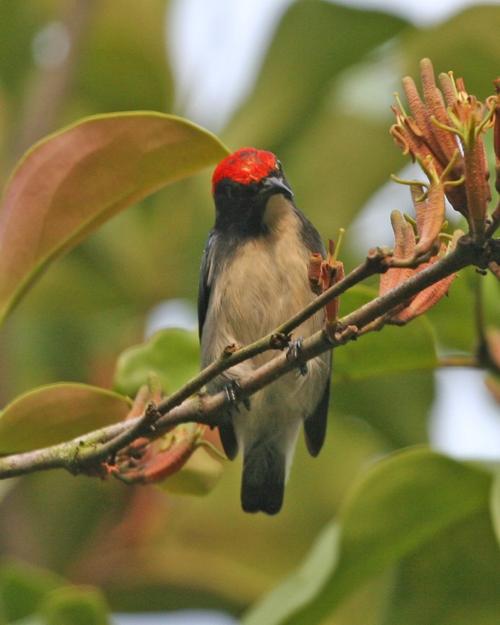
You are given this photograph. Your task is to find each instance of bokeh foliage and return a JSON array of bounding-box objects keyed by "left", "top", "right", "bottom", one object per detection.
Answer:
[{"left": 0, "top": 1, "right": 499, "bottom": 624}]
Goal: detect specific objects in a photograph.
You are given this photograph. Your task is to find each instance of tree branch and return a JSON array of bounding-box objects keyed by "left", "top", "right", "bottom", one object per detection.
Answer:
[{"left": 0, "top": 235, "right": 497, "bottom": 480}]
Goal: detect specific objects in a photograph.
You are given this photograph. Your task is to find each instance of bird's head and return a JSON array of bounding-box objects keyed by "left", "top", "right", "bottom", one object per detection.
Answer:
[{"left": 211, "top": 147, "right": 293, "bottom": 234}]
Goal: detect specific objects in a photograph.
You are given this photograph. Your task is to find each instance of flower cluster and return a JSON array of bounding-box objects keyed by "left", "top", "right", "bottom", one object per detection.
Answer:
[{"left": 390, "top": 58, "right": 496, "bottom": 241}]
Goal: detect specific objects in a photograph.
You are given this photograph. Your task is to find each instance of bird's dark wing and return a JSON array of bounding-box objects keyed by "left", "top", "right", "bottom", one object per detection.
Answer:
[
  {"left": 296, "top": 207, "right": 331, "bottom": 455},
  {"left": 198, "top": 232, "right": 215, "bottom": 340},
  {"left": 198, "top": 232, "right": 239, "bottom": 460},
  {"left": 296, "top": 210, "right": 327, "bottom": 257},
  {"left": 304, "top": 373, "right": 331, "bottom": 456}
]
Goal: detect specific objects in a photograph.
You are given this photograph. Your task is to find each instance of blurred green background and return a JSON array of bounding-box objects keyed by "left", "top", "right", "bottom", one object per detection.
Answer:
[{"left": 0, "top": 1, "right": 499, "bottom": 623}]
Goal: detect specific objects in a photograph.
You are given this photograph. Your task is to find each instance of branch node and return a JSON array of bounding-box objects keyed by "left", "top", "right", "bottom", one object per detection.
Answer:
[{"left": 270, "top": 332, "right": 291, "bottom": 350}]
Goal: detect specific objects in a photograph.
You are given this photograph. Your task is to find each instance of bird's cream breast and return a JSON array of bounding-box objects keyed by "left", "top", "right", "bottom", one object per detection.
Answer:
[{"left": 206, "top": 197, "right": 323, "bottom": 362}]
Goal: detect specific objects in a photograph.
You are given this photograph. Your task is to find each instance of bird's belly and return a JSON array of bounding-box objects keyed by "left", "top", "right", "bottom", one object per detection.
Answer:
[{"left": 202, "top": 231, "right": 323, "bottom": 366}]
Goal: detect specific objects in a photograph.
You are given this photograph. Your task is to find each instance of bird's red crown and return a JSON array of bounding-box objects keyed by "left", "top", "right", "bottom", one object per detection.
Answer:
[{"left": 212, "top": 147, "right": 277, "bottom": 194}]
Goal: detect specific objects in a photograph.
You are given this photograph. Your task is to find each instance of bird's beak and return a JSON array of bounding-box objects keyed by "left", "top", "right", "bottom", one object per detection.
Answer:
[{"left": 260, "top": 176, "right": 294, "bottom": 200}]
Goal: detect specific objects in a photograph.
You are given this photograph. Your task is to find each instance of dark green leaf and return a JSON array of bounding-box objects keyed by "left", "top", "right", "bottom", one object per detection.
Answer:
[
  {"left": 336, "top": 286, "right": 438, "bottom": 381},
  {"left": 243, "top": 448, "right": 491, "bottom": 625},
  {"left": 383, "top": 511, "right": 500, "bottom": 625}
]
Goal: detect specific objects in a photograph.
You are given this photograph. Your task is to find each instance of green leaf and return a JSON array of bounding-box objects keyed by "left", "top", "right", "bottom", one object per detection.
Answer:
[
  {"left": 225, "top": 1, "right": 409, "bottom": 151},
  {"left": 0, "top": 112, "right": 228, "bottom": 325},
  {"left": 336, "top": 286, "right": 438, "bottom": 381},
  {"left": 0, "top": 383, "right": 131, "bottom": 453},
  {"left": 41, "top": 586, "right": 111, "bottom": 625},
  {"left": 243, "top": 448, "right": 491, "bottom": 625},
  {"left": 383, "top": 511, "right": 500, "bottom": 625},
  {"left": 0, "top": 561, "right": 63, "bottom": 623},
  {"left": 425, "top": 267, "right": 499, "bottom": 353},
  {"left": 333, "top": 286, "right": 437, "bottom": 446},
  {"left": 113, "top": 328, "right": 200, "bottom": 396}
]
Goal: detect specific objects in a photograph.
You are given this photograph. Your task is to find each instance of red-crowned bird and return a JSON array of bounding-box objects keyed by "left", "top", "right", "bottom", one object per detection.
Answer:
[{"left": 198, "top": 148, "right": 331, "bottom": 514}]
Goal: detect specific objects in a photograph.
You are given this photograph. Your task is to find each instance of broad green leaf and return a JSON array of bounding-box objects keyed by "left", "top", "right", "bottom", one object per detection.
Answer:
[
  {"left": 0, "top": 383, "right": 131, "bottom": 453},
  {"left": 333, "top": 371, "right": 433, "bottom": 447},
  {"left": 113, "top": 328, "right": 200, "bottom": 396},
  {"left": 336, "top": 286, "right": 438, "bottom": 380},
  {"left": 0, "top": 561, "right": 63, "bottom": 623},
  {"left": 426, "top": 268, "right": 499, "bottom": 353},
  {"left": 0, "top": 112, "right": 228, "bottom": 325},
  {"left": 334, "top": 287, "right": 436, "bottom": 446},
  {"left": 41, "top": 586, "right": 111, "bottom": 625},
  {"left": 243, "top": 448, "right": 491, "bottom": 625},
  {"left": 225, "top": 1, "right": 409, "bottom": 151},
  {"left": 383, "top": 512, "right": 500, "bottom": 625}
]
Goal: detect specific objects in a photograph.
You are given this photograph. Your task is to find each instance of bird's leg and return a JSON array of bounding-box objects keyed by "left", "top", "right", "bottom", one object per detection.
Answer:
[
  {"left": 224, "top": 380, "right": 251, "bottom": 411},
  {"left": 286, "top": 337, "right": 308, "bottom": 376}
]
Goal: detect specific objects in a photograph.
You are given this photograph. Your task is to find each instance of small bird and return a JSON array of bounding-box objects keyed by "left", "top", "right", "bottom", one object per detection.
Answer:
[{"left": 198, "top": 147, "right": 331, "bottom": 515}]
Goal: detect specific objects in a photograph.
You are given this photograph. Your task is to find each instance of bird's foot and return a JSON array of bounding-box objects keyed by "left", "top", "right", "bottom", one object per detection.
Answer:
[
  {"left": 224, "top": 380, "right": 251, "bottom": 411},
  {"left": 286, "top": 337, "right": 308, "bottom": 376}
]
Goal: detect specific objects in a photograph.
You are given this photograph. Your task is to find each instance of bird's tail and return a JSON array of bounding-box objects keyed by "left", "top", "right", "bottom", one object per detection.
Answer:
[{"left": 241, "top": 442, "right": 286, "bottom": 515}]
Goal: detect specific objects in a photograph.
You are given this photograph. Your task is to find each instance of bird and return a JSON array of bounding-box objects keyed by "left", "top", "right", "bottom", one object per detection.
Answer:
[{"left": 198, "top": 147, "right": 331, "bottom": 515}]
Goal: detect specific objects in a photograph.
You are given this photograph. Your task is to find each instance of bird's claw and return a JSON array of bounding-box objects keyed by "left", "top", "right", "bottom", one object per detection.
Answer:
[
  {"left": 286, "top": 338, "right": 308, "bottom": 376},
  {"left": 224, "top": 380, "right": 251, "bottom": 411}
]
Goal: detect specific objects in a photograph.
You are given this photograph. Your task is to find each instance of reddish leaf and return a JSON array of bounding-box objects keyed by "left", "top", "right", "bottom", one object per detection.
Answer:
[{"left": 0, "top": 112, "right": 228, "bottom": 324}]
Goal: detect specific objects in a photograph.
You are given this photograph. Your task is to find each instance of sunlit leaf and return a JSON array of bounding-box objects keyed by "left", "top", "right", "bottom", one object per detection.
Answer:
[
  {"left": 113, "top": 327, "right": 200, "bottom": 396},
  {"left": 243, "top": 448, "right": 491, "bottom": 625},
  {"left": 0, "top": 383, "right": 131, "bottom": 453},
  {"left": 0, "top": 112, "right": 228, "bottom": 325}
]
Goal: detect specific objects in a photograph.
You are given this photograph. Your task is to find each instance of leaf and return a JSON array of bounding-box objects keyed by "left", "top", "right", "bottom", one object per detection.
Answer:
[
  {"left": 113, "top": 328, "right": 200, "bottom": 396},
  {"left": 0, "top": 383, "right": 131, "bottom": 454},
  {"left": 0, "top": 561, "right": 64, "bottom": 623},
  {"left": 334, "top": 287, "right": 437, "bottom": 446},
  {"left": 336, "top": 286, "right": 438, "bottom": 381},
  {"left": 383, "top": 511, "right": 500, "bottom": 625},
  {"left": 0, "top": 112, "right": 228, "bottom": 325},
  {"left": 225, "top": 1, "right": 409, "bottom": 151},
  {"left": 41, "top": 586, "right": 111, "bottom": 625},
  {"left": 243, "top": 448, "right": 491, "bottom": 625}
]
